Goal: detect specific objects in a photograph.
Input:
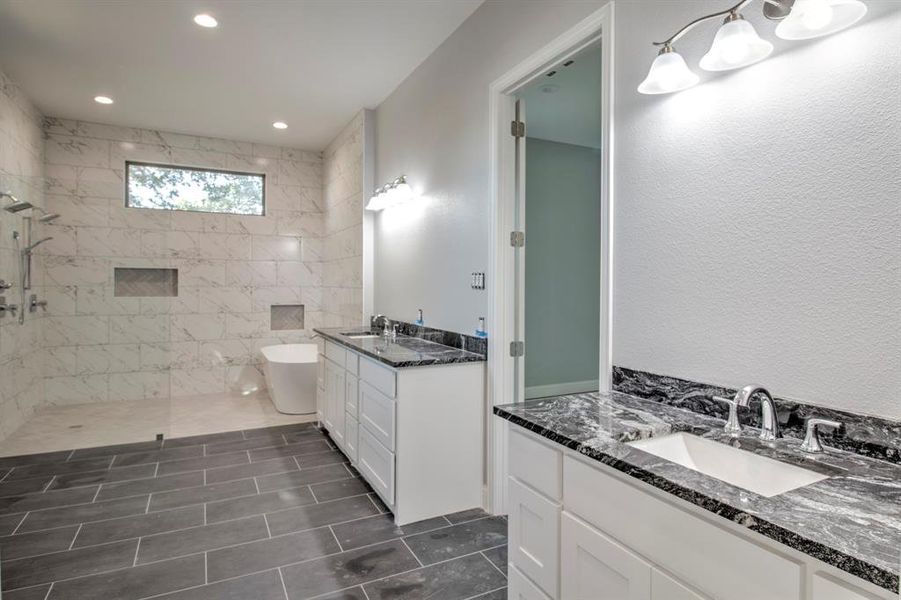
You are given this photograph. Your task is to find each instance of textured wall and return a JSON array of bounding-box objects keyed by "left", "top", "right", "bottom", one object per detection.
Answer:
[
  {"left": 373, "top": 0, "right": 900, "bottom": 419},
  {"left": 321, "top": 110, "right": 366, "bottom": 328},
  {"left": 0, "top": 68, "right": 46, "bottom": 439},
  {"left": 373, "top": 0, "right": 608, "bottom": 334},
  {"left": 40, "top": 119, "right": 324, "bottom": 404},
  {"left": 612, "top": 1, "right": 901, "bottom": 419}
]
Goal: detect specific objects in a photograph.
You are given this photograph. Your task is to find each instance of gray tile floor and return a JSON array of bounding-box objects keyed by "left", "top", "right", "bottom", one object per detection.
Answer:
[{"left": 0, "top": 423, "right": 508, "bottom": 599}]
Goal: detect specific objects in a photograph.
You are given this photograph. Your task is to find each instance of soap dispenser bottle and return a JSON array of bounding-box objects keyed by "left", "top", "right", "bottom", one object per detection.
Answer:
[
  {"left": 475, "top": 317, "right": 487, "bottom": 338},
  {"left": 415, "top": 308, "right": 424, "bottom": 326}
]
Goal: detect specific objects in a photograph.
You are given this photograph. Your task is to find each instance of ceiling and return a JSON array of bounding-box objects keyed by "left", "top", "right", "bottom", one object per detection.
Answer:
[
  {"left": 0, "top": 0, "right": 483, "bottom": 149},
  {"left": 518, "top": 41, "right": 602, "bottom": 149}
]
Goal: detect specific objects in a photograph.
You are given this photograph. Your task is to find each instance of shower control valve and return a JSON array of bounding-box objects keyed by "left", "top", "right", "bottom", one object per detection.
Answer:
[
  {"left": 0, "top": 279, "right": 11, "bottom": 290},
  {"left": 29, "top": 294, "right": 47, "bottom": 313},
  {"left": 0, "top": 296, "right": 18, "bottom": 318}
]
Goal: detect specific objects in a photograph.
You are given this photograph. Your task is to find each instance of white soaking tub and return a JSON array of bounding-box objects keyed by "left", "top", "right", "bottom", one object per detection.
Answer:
[{"left": 260, "top": 344, "right": 318, "bottom": 415}]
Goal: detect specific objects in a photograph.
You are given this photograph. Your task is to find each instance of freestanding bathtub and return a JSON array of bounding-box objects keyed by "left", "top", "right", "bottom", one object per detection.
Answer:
[{"left": 260, "top": 344, "right": 318, "bottom": 415}]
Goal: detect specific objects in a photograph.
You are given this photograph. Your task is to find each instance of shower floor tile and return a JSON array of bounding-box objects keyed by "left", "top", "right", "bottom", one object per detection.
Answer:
[
  {"left": 0, "top": 425, "right": 507, "bottom": 599},
  {"left": 0, "top": 391, "right": 315, "bottom": 457}
]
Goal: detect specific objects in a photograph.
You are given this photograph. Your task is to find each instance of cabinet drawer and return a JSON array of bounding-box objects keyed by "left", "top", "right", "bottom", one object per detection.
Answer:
[
  {"left": 563, "top": 456, "right": 802, "bottom": 600},
  {"left": 359, "top": 356, "right": 396, "bottom": 398},
  {"left": 325, "top": 341, "right": 346, "bottom": 368},
  {"left": 509, "top": 565, "right": 553, "bottom": 600},
  {"left": 510, "top": 429, "right": 562, "bottom": 500},
  {"left": 652, "top": 570, "right": 709, "bottom": 600},
  {"left": 811, "top": 573, "right": 887, "bottom": 600},
  {"left": 345, "top": 415, "right": 359, "bottom": 464},
  {"left": 358, "top": 425, "right": 394, "bottom": 507},
  {"left": 509, "top": 477, "right": 560, "bottom": 598},
  {"left": 359, "top": 381, "right": 396, "bottom": 452},
  {"left": 345, "top": 375, "right": 359, "bottom": 418},
  {"left": 561, "top": 511, "right": 651, "bottom": 600}
]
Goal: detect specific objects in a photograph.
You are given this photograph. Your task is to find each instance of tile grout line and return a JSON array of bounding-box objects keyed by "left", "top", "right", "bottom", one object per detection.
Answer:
[
  {"left": 263, "top": 513, "right": 271, "bottom": 537},
  {"left": 91, "top": 483, "right": 103, "bottom": 503},
  {"left": 144, "top": 494, "right": 152, "bottom": 514},
  {"left": 133, "top": 537, "right": 142, "bottom": 566},
  {"left": 308, "top": 483, "right": 319, "bottom": 503},
  {"left": 461, "top": 584, "right": 508, "bottom": 600},
  {"left": 43, "top": 582, "right": 54, "bottom": 600},
  {"left": 67, "top": 523, "right": 83, "bottom": 550},
  {"left": 10, "top": 511, "right": 29, "bottom": 535},
  {"left": 277, "top": 567, "right": 290, "bottom": 600},
  {"left": 400, "top": 537, "right": 424, "bottom": 567},
  {"left": 204, "top": 551, "right": 208, "bottom": 584},
  {"left": 42, "top": 475, "right": 57, "bottom": 493},
  {"left": 480, "top": 549, "right": 508, "bottom": 579},
  {"left": 203, "top": 501, "right": 207, "bottom": 526},
  {"left": 327, "top": 524, "right": 343, "bottom": 552}
]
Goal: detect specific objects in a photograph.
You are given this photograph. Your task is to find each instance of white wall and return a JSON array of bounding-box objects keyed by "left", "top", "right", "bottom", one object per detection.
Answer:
[
  {"left": 373, "top": 0, "right": 608, "bottom": 333},
  {"left": 374, "top": 0, "right": 901, "bottom": 419},
  {"left": 613, "top": 0, "right": 901, "bottom": 419}
]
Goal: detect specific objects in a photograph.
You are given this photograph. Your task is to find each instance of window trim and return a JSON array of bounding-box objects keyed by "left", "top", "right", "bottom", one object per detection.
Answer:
[{"left": 125, "top": 160, "right": 267, "bottom": 216}]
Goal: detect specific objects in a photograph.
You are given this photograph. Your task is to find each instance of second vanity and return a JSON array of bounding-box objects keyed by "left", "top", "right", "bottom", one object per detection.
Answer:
[
  {"left": 495, "top": 392, "right": 901, "bottom": 600},
  {"left": 314, "top": 326, "right": 486, "bottom": 525}
]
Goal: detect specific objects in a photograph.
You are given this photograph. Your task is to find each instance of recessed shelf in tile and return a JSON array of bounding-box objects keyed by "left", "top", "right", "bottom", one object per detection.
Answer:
[{"left": 114, "top": 268, "right": 178, "bottom": 297}]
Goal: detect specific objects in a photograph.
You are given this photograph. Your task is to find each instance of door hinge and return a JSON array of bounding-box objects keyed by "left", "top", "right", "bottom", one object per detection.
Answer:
[
  {"left": 509, "top": 341, "right": 524, "bottom": 357},
  {"left": 511, "top": 120, "right": 525, "bottom": 138},
  {"left": 510, "top": 231, "right": 525, "bottom": 247}
]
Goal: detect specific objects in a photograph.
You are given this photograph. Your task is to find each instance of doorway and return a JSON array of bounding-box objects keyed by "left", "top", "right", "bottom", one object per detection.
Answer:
[
  {"left": 516, "top": 42, "right": 603, "bottom": 400},
  {"left": 487, "top": 5, "right": 614, "bottom": 513}
]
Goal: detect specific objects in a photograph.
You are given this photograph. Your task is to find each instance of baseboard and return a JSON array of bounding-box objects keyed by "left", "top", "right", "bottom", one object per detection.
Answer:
[{"left": 525, "top": 379, "right": 599, "bottom": 400}]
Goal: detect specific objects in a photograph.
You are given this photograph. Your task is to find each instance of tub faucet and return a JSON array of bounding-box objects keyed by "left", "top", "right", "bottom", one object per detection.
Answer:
[{"left": 733, "top": 384, "right": 781, "bottom": 442}]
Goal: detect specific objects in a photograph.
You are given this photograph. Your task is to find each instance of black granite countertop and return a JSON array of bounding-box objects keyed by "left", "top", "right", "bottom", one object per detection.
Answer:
[
  {"left": 314, "top": 327, "right": 487, "bottom": 369},
  {"left": 494, "top": 392, "right": 901, "bottom": 594}
]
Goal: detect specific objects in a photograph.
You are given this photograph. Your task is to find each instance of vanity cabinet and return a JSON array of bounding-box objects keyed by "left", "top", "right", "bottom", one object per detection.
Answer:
[
  {"left": 318, "top": 339, "right": 484, "bottom": 525},
  {"left": 504, "top": 426, "right": 897, "bottom": 600}
]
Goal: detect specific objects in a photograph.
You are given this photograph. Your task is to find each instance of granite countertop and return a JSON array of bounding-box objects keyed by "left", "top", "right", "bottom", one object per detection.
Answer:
[
  {"left": 314, "top": 327, "right": 487, "bottom": 369},
  {"left": 494, "top": 392, "right": 901, "bottom": 594}
]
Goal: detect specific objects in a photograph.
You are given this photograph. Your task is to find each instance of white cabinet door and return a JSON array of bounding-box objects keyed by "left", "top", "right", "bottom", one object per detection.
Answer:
[
  {"left": 652, "top": 570, "right": 709, "bottom": 600},
  {"left": 345, "top": 374, "right": 359, "bottom": 418},
  {"left": 508, "top": 477, "right": 560, "bottom": 598},
  {"left": 345, "top": 416, "right": 359, "bottom": 463},
  {"left": 322, "top": 359, "right": 336, "bottom": 430},
  {"left": 325, "top": 360, "right": 345, "bottom": 449},
  {"left": 358, "top": 425, "right": 394, "bottom": 507},
  {"left": 561, "top": 512, "right": 651, "bottom": 600},
  {"left": 509, "top": 565, "right": 553, "bottom": 600}
]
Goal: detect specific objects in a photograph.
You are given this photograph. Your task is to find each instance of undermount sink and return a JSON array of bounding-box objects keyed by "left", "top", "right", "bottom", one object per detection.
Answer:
[
  {"left": 340, "top": 332, "right": 381, "bottom": 339},
  {"left": 627, "top": 432, "right": 829, "bottom": 498}
]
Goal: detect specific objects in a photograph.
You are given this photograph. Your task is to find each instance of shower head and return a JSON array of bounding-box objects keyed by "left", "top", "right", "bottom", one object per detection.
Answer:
[
  {"left": 37, "top": 213, "right": 60, "bottom": 223},
  {"left": 1, "top": 193, "right": 33, "bottom": 213}
]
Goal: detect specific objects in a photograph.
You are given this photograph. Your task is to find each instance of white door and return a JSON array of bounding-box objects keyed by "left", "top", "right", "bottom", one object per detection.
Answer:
[{"left": 561, "top": 512, "right": 651, "bottom": 600}]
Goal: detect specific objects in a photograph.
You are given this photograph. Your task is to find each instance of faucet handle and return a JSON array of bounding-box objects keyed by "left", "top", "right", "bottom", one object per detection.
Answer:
[
  {"left": 800, "top": 418, "right": 842, "bottom": 454},
  {"left": 713, "top": 396, "right": 742, "bottom": 436}
]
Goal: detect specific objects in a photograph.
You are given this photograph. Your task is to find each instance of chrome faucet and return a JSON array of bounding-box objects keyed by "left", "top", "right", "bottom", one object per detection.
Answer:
[
  {"left": 373, "top": 314, "right": 390, "bottom": 337},
  {"left": 733, "top": 385, "right": 781, "bottom": 442}
]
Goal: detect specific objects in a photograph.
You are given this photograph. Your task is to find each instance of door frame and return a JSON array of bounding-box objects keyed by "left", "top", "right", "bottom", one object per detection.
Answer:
[{"left": 486, "top": 3, "right": 615, "bottom": 514}]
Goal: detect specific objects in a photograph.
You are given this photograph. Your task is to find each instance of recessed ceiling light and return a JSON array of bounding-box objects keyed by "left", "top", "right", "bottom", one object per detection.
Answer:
[
  {"left": 272, "top": 121, "right": 288, "bottom": 130},
  {"left": 193, "top": 13, "right": 218, "bottom": 28},
  {"left": 94, "top": 96, "right": 114, "bottom": 105}
]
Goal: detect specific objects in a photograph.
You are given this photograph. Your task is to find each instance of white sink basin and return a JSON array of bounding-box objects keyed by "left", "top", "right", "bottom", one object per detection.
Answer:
[{"left": 627, "top": 432, "right": 829, "bottom": 498}]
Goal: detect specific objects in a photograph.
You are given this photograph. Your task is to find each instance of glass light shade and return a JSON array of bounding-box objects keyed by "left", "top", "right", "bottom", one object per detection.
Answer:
[
  {"left": 392, "top": 182, "right": 413, "bottom": 202},
  {"left": 638, "top": 50, "right": 699, "bottom": 95},
  {"left": 775, "top": 0, "right": 867, "bottom": 40},
  {"left": 365, "top": 189, "right": 387, "bottom": 211},
  {"left": 700, "top": 19, "right": 774, "bottom": 71}
]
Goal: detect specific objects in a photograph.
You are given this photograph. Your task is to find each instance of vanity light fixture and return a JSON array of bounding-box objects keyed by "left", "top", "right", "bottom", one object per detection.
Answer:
[
  {"left": 193, "top": 13, "right": 218, "bottom": 28},
  {"left": 365, "top": 176, "right": 414, "bottom": 211},
  {"left": 638, "top": 0, "right": 867, "bottom": 94}
]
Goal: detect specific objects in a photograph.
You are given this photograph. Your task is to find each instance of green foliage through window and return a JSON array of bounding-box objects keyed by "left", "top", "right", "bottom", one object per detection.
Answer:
[{"left": 126, "top": 162, "right": 265, "bottom": 215}]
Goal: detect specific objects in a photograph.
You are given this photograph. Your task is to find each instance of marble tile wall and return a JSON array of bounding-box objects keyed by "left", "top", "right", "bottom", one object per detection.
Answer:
[
  {"left": 40, "top": 118, "right": 326, "bottom": 404},
  {"left": 320, "top": 111, "right": 365, "bottom": 328},
  {"left": 0, "top": 69, "right": 46, "bottom": 439}
]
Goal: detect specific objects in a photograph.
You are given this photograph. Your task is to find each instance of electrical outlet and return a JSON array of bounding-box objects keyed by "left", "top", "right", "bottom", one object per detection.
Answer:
[{"left": 471, "top": 272, "right": 485, "bottom": 290}]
